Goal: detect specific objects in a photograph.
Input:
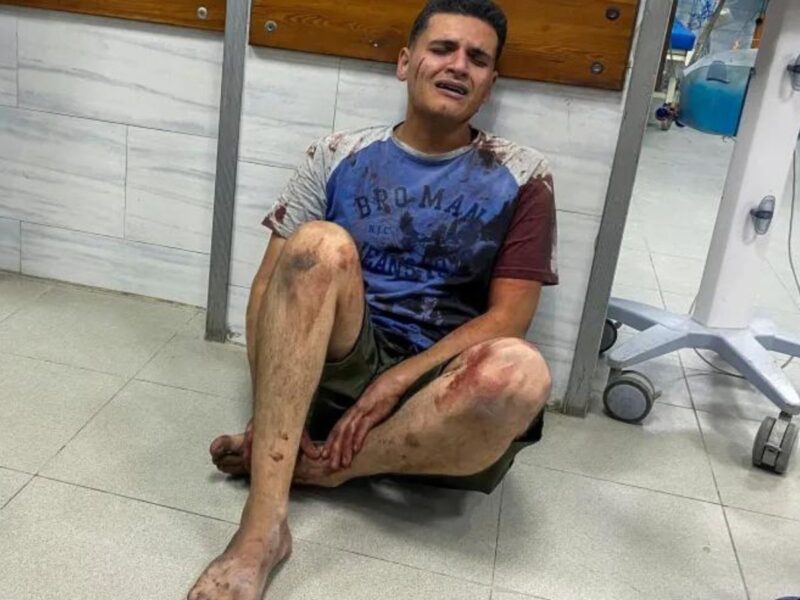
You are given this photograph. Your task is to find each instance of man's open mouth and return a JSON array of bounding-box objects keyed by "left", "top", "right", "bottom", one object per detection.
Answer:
[{"left": 435, "top": 81, "right": 469, "bottom": 96}]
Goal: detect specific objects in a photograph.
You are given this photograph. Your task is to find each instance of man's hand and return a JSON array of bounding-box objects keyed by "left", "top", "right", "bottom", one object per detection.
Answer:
[{"left": 322, "top": 367, "right": 412, "bottom": 470}]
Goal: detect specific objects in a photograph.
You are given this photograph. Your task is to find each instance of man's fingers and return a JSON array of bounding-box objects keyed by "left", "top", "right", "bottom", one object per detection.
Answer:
[
  {"left": 322, "top": 421, "right": 343, "bottom": 460},
  {"left": 341, "top": 416, "right": 362, "bottom": 468},
  {"left": 328, "top": 422, "right": 346, "bottom": 470},
  {"left": 300, "top": 429, "right": 321, "bottom": 459},
  {"left": 322, "top": 410, "right": 351, "bottom": 459},
  {"left": 331, "top": 413, "right": 359, "bottom": 470},
  {"left": 353, "top": 416, "right": 375, "bottom": 454}
]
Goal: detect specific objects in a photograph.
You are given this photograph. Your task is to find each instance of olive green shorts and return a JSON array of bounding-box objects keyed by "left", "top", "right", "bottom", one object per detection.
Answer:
[{"left": 306, "top": 309, "right": 544, "bottom": 495}]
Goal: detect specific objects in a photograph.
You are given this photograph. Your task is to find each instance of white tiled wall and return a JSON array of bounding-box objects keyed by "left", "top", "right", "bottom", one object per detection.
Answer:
[
  {"left": 239, "top": 48, "right": 340, "bottom": 168},
  {"left": 0, "top": 7, "right": 627, "bottom": 408},
  {"left": 17, "top": 11, "right": 223, "bottom": 136},
  {"left": 0, "top": 12, "right": 16, "bottom": 106},
  {"left": 0, "top": 217, "right": 20, "bottom": 271},
  {"left": 0, "top": 106, "right": 126, "bottom": 237},
  {"left": 0, "top": 8, "right": 222, "bottom": 307}
]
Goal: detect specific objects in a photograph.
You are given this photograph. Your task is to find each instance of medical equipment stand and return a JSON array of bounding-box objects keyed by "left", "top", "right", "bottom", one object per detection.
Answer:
[{"left": 602, "top": 0, "right": 800, "bottom": 474}]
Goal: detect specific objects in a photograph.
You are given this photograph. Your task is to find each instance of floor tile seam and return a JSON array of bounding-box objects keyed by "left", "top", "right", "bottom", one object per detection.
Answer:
[
  {"left": 720, "top": 502, "right": 800, "bottom": 524},
  {"left": 0, "top": 279, "right": 54, "bottom": 325},
  {"left": 647, "top": 250, "right": 708, "bottom": 263},
  {"left": 518, "top": 462, "right": 723, "bottom": 506},
  {"left": 26, "top": 474, "right": 496, "bottom": 588},
  {"left": 0, "top": 347, "right": 131, "bottom": 378},
  {"left": 0, "top": 465, "right": 35, "bottom": 476},
  {"left": 29, "top": 473, "right": 239, "bottom": 526},
  {"left": 292, "top": 534, "right": 494, "bottom": 588},
  {"left": 684, "top": 382, "right": 751, "bottom": 600},
  {"left": 34, "top": 329, "right": 182, "bottom": 475},
  {"left": 34, "top": 376, "right": 137, "bottom": 476},
  {"left": 132, "top": 375, "right": 244, "bottom": 402},
  {"left": 719, "top": 505, "right": 753, "bottom": 600},
  {"left": 0, "top": 472, "right": 34, "bottom": 511},
  {"left": 490, "top": 590, "right": 552, "bottom": 600},
  {"left": 765, "top": 253, "right": 800, "bottom": 312},
  {"left": 489, "top": 481, "right": 506, "bottom": 589}
]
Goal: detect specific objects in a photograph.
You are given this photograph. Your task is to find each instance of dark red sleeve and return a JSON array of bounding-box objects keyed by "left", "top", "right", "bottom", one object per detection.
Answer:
[{"left": 492, "top": 172, "right": 559, "bottom": 285}]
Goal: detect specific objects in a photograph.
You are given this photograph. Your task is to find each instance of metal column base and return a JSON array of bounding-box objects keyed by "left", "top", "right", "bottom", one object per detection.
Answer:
[{"left": 607, "top": 298, "right": 800, "bottom": 415}]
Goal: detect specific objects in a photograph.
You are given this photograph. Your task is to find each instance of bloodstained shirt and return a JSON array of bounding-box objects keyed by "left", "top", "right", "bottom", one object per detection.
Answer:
[{"left": 263, "top": 125, "right": 558, "bottom": 353}]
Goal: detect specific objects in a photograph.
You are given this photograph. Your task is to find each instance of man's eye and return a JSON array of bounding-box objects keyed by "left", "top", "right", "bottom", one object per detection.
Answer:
[{"left": 431, "top": 47, "right": 449, "bottom": 54}]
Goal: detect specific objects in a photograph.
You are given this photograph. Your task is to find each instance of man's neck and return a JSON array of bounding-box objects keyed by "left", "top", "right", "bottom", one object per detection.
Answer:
[{"left": 394, "top": 114, "right": 473, "bottom": 155}]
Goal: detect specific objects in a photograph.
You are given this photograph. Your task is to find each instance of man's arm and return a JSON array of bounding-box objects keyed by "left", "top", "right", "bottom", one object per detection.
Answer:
[
  {"left": 321, "top": 277, "right": 544, "bottom": 467},
  {"left": 391, "top": 277, "right": 543, "bottom": 387}
]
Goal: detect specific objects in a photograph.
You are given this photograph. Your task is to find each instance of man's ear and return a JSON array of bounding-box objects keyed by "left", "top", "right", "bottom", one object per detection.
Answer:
[
  {"left": 396, "top": 47, "right": 411, "bottom": 82},
  {"left": 481, "top": 70, "right": 499, "bottom": 105}
]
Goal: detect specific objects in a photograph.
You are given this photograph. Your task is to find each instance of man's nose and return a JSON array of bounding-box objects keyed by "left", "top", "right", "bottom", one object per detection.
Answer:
[{"left": 447, "top": 50, "right": 470, "bottom": 77}]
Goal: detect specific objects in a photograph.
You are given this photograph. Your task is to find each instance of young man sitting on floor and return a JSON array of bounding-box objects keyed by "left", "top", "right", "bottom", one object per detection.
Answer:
[{"left": 189, "top": 0, "right": 558, "bottom": 597}]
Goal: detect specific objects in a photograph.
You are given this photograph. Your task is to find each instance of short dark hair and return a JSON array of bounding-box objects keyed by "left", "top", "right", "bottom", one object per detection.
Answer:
[{"left": 409, "top": 0, "right": 508, "bottom": 62}]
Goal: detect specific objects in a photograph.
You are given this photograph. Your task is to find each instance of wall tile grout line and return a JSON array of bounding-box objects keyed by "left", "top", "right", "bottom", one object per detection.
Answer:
[
  {"left": 11, "top": 103, "right": 219, "bottom": 143},
  {"left": 14, "top": 11, "right": 18, "bottom": 109},
  {"left": 123, "top": 125, "right": 129, "bottom": 239},
  {"left": 18, "top": 218, "right": 212, "bottom": 257},
  {"left": 331, "top": 58, "right": 343, "bottom": 133},
  {"left": 16, "top": 219, "right": 21, "bottom": 272}
]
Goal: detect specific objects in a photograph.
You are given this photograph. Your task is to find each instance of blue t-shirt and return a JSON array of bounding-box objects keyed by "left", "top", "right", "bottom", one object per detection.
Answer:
[{"left": 264, "top": 125, "right": 558, "bottom": 353}]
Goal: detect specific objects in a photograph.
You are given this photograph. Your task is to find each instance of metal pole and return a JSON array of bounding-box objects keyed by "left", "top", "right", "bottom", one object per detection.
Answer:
[
  {"left": 205, "top": 0, "right": 250, "bottom": 342},
  {"left": 563, "top": 0, "right": 674, "bottom": 416}
]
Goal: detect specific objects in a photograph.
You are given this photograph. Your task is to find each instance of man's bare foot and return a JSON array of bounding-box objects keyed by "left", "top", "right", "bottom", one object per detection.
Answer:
[
  {"left": 187, "top": 521, "right": 291, "bottom": 600},
  {"left": 211, "top": 424, "right": 326, "bottom": 478},
  {"left": 210, "top": 433, "right": 249, "bottom": 476},
  {"left": 292, "top": 453, "right": 348, "bottom": 488},
  {"left": 210, "top": 422, "right": 254, "bottom": 476}
]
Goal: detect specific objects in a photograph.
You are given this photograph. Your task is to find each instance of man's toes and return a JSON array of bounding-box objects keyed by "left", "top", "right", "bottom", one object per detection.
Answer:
[
  {"left": 214, "top": 454, "right": 250, "bottom": 476},
  {"left": 209, "top": 433, "right": 244, "bottom": 459}
]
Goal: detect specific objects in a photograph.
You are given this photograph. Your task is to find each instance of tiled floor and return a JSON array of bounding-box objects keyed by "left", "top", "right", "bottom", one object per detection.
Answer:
[{"left": 3, "top": 124, "right": 800, "bottom": 600}]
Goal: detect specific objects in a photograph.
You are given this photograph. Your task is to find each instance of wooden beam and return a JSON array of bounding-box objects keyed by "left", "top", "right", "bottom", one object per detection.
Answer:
[
  {"left": 250, "top": 0, "right": 640, "bottom": 90},
  {"left": 0, "top": 0, "right": 226, "bottom": 31}
]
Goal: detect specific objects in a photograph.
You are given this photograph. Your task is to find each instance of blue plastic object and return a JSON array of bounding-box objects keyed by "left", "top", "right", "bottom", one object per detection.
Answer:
[
  {"left": 671, "top": 20, "right": 696, "bottom": 51},
  {"left": 679, "top": 50, "right": 756, "bottom": 137}
]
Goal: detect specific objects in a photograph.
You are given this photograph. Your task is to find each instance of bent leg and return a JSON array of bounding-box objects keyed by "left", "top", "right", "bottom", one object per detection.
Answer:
[
  {"left": 294, "top": 338, "right": 551, "bottom": 488},
  {"left": 189, "top": 221, "right": 365, "bottom": 600}
]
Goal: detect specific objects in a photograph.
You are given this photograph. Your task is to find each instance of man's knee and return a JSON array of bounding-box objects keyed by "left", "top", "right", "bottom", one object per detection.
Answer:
[
  {"left": 444, "top": 338, "right": 551, "bottom": 424},
  {"left": 278, "top": 221, "right": 360, "bottom": 289}
]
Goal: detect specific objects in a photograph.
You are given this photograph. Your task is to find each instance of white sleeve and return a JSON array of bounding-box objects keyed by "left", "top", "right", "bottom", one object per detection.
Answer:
[{"left": 262, "top": 138, "right": 328, "bottom": 238}]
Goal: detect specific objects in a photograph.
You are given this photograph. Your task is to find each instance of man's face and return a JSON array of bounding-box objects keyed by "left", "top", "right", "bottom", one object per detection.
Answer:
[{"left": 397, "top": 14, "right": 499, "bottom": 126}]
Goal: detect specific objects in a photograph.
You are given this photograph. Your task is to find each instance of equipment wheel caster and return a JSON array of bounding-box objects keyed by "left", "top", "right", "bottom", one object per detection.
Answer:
[
  {"left": 603, "top": 370, "right": 660, "bottom": 424},
  {"left": 599, "top": 319, "right": 621, "bottom": 355},
  {"left": 753, "top": 413, "right": 798, "bottom": 474}
]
